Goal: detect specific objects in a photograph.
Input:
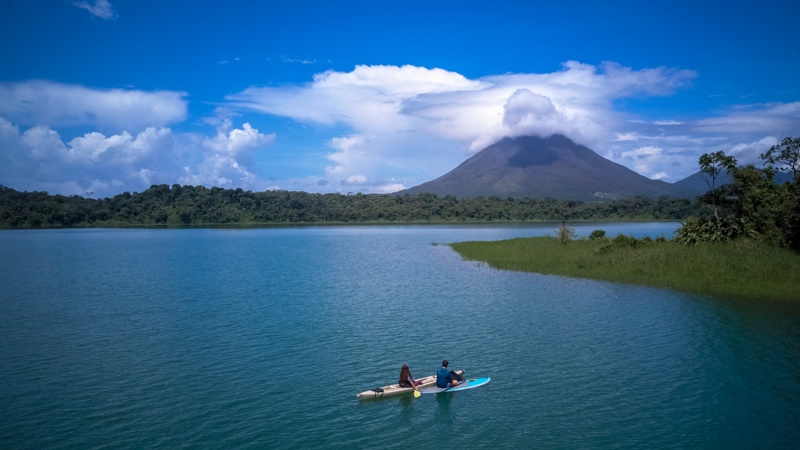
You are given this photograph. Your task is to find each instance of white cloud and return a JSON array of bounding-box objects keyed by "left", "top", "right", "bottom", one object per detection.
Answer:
[
  {"left": 325, "top": 134, "right": 379, "bottom": 178},
  {"left": 615, "top": 132, "right": 639, "bottom": 141},
  {"left": 65, "top": 131, "right": 132, "bottom": 162},
  {"left": 343, "top": 175, "right": 368, "bottom": 185},
  {"left": 0, "top": 81, "right": 187, "bottom": 131},
  {"left": 181, "top": 121, "right": 276, "bottom": 188},
  {"left": 283, "top": 57, "right": 317, "bottom": 65},
  {"left": 228, "top": 64, "right": 486, "bottom": 133},
  {"left": 227, "top": 62, "right": 698, "bottom": 191},
  {"left": 1, "top": 120, "right": 177, "bottom": 195},
  {"left": 203, "top": 120, "right": 275, "bottom": 156},
  {"left": 313, "top": 64, "right": 485, "bottom": 96},
  {"left": 649, "top": 172, "right": 669, "bottom": 180},
  {"left": 21, "top": 125, "right": 67, "bottom": 160},
  {"left": 693, "top": 102, "right": 800, "bottom": 135},
  {"left": 330, "top": 135, "right": 366, "bottom": 152},
  {"left": 617, "top": 146, "right": 683, "bottom": 180},
  {"left": 0, "top": 118, "right": 276, "bottom": 197},
  {"left": 5, "top": 62, "right": 797, "bottom": 196},
  {"left": 502, "top": 89, "right": 561, "bottom": 136},
  {"left": 622, "top": 146, "right": 662, "bottom": 159},
  {"left": 601, "top": 101, "right": 800, "bottom": 181},
  {"left": 72, "top": 0, "right": 117, "bottom": 19},
  {"left": 728, "top": 136, "right": 779, "bottom": 165},
  {"left": 377, "top": 183, "right": 406, "bottom": 193}
]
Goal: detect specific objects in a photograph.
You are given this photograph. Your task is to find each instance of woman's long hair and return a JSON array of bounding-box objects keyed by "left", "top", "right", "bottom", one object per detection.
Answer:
[{"left": 399, "top": 364, "right": 411, "bottom": 384}]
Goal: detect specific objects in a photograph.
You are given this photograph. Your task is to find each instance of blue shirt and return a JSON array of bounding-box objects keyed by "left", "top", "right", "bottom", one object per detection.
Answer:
[{"left": 436, "top": 367, "right": 451, "bottom": 388}]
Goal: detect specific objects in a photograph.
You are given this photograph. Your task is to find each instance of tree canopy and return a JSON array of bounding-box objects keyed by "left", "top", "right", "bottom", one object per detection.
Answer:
[
  {"left": 677, "top": 136, "right": 799, "bottom": 251},
  {"left": 761, "top": 137, "right": 800, "bottom": 181},
  {"left": 0, "top": 184, "right": 702, "bottom": 228}
]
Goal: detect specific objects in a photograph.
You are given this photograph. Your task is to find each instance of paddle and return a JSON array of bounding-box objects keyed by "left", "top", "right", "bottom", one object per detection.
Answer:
[
  {"left": 441, "top": 380, "right": 464, "bottom": 393},
  {"left": 441, "top": 373, "right": 466, "bottom": 392},
  {"left": 413, "top": 390, "right": 421, "bottom": 398}
]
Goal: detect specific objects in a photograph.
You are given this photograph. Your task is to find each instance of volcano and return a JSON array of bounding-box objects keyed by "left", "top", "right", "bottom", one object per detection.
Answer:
[{"left": 400, "top": 134, "right": 694, "bottom": 201}]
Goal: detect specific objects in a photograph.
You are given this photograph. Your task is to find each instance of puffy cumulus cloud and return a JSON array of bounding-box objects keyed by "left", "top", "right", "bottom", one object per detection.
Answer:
[
  {"left": 0, "top": 118, "right": 275, "bottom": 197},
  {"left": 326, "top": 135, "right": 371, "bottom": 177},
  {"left": 325, "top": 134, "right": 380, "bottom": 180},
  {"left": 203, "top": 119, "right": 275, "bottom": 156},
  {"left": 616, "top": 145, "right": 684, "bottom": 180},
  {"left": 181, "top": 121, "right": 276, "bottom": 188},
  {"left": 342, "top": 175, "right": 367, "bottom": 186},
  {"left": 330, "top": 135, "right": 366, "bottom": 152},
  {"left": 606, "top": 137, "right": 700, "bottom": 182},
  {"left": 21, "top": 125, "right": 67, "bottom": 160},
  {"left": 227, "top": 62, "right": 698, "bottom": 189},
  {"left": 72, "top": 0, "right": 117, "bottom": 19},
  {"left": 0, "top": 81, "right": 187, "bottom": 131},
  {"left": 502, "top": 89, "right": 561, "bottom": 136},
  {"left": 178, "top": 153, "right": 261, "bottom": 188},
  {"left": 0, "top": 121, "right": 179, "bottom": 195},
  {"left": 65, "top": 127, "right": 175, "bottom": 167},
  {"left": 407, "top": 61, "right": 697, "bottom": 152}
]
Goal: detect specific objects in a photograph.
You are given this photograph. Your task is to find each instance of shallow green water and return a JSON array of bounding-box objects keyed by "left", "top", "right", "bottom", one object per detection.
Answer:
[{"left": 1, "top": 224, "right": 799, "bottom": 448}]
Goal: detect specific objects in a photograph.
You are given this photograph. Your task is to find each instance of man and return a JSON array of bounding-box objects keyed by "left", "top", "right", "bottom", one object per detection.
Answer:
[{"left": 436, "top": 359, "right": 460, "bottom": 388}]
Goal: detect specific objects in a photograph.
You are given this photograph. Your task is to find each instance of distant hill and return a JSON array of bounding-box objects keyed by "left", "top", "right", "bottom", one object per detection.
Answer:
[
  {"left": 673, "top": 170, "right": 794, "bottom": 197},
  {"left": 400, "top": 134, "right": 695, "bottom": 201}
]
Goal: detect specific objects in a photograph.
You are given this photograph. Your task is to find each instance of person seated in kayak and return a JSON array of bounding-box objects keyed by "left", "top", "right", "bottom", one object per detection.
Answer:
[
  {"left": 399, "top": 364, "right": 421, "bottom": 390},
  {"left": 436, "top": 360, "right": 462, "bottom": 388}
]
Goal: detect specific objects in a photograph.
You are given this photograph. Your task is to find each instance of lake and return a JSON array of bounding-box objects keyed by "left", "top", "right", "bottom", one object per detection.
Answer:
[{"left": 1, "top": 223, "right": 799, "bottom": 449}]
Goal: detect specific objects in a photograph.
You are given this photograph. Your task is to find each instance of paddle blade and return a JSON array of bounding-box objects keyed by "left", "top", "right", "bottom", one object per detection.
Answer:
[{"left": 413, "top": 390, "right": 421, "bottom": 398}]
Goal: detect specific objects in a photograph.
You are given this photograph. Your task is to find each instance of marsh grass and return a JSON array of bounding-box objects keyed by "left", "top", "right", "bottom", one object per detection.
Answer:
[{"left": 449, "top": 237, "right": 800, "bottom": 301}]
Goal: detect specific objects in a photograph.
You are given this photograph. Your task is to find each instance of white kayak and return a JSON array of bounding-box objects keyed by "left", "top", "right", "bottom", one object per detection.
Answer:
[{"left": 356, "top": 370, "right": 465, "bottom": 400}]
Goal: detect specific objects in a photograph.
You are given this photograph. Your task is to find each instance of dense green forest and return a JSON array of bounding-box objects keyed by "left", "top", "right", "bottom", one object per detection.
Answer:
[
  {"left": 674, "top": 137, "right": 799, "bottom": 252},
  {"left": 0, "top": 184, "right": 704, "bottom": 228}
]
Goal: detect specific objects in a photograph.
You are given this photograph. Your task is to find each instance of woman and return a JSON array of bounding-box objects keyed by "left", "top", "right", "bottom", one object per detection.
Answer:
[{"left": 398, "top": 364, "right": 421, "bottom": 390}]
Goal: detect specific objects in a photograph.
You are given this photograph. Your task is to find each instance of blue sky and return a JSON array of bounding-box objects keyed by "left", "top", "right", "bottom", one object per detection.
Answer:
[{"left": 1, "top": 0, "right": 798, "bottom": 197}]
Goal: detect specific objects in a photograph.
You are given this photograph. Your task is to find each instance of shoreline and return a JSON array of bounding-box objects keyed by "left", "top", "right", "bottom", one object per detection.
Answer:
[
  {"left": 0, "top": 219, "right": 683, "bottom": 230},
  {"left": 449, "top": 236, "right": 800, "bottom": 302}
]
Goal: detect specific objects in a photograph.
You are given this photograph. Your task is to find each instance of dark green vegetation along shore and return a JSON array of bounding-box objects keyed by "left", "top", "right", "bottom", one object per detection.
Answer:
[
  {"left": 0, "top": 184, "right": 701, "bottom": 228},
  {"left": 450, "top": 236, "right": 800, "bottom": 301}
]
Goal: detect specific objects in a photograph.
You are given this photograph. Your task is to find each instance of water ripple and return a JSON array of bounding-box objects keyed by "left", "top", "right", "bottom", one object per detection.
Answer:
[{"left": 1, "top": 226, "right": 799, "bottom": 449}]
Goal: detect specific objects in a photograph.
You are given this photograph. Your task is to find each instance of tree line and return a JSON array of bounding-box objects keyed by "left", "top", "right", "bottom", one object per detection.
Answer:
[
  {"left": 675, "top": 136, "right": 799, "bottom": 252},
  {"left": 0, "top": 184, "right": 704, "bottom": 228}
]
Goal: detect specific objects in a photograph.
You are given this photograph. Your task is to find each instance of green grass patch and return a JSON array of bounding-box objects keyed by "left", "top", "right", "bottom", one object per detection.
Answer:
[{"left": 449, "top": 237, "right": 800, "bottom": 301}]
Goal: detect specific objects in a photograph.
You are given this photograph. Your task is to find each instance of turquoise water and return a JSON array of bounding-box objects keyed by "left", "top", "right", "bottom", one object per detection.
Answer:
[{"left": 1, "top": 223, "right": 799, "bottom": 449}]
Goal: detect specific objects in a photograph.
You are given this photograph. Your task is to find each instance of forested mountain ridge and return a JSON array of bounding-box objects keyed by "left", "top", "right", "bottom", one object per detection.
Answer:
[{"left": 0, "top": 184, "right": 703, "bottom": 228}]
